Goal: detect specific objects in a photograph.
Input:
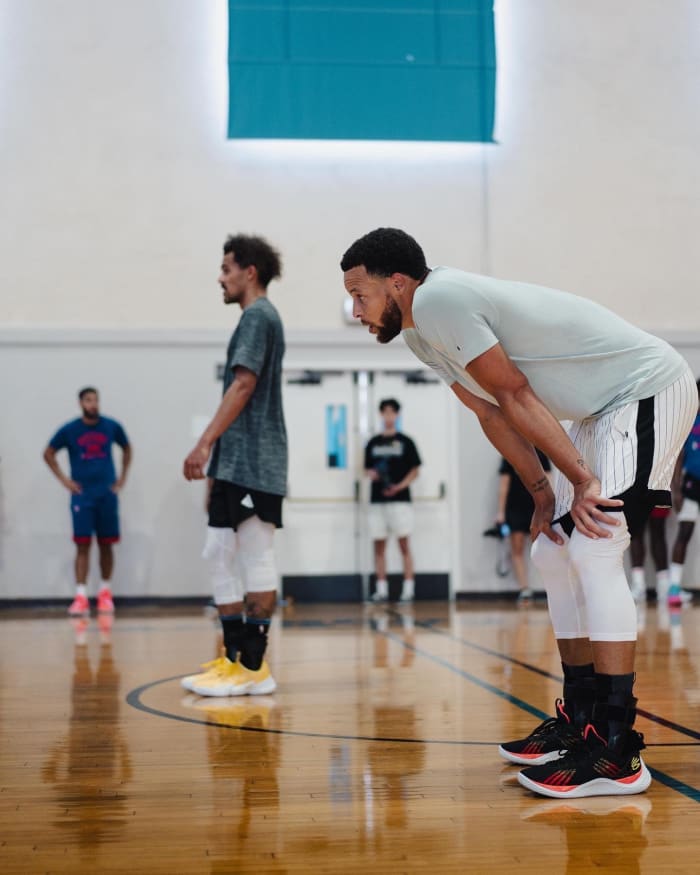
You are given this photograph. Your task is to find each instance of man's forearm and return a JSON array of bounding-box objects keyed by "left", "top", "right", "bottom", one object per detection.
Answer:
[
  {"left": 43, "top": 450, "right": 68, "bottom": 486},
  {"left": 119, "top": 446, "right": 132, "bottom": 483},
  {"left": 200, "top": 381, "right": 253, "bottom": 447},
  {"left": 478, "top": 407, "right": 551, "bottom": 498},
  {"left": 394, "top": 467, "right": 419, "bottom": 491},
  {"left": 494, "top": 385, "right": 594, "bottom": 486}
]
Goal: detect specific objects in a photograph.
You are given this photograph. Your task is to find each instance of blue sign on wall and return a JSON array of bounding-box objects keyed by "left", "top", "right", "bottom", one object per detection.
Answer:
[
  {"left": 228, "top": 1, "right": 496, "bottom": 142},
  {"left": 326, "top": 404, "right": 348, "bottom": 469}
]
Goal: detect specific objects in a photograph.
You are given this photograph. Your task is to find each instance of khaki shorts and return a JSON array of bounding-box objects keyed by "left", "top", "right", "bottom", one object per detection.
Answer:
[
  {"left": 678, "top": 498, "right": 699, "bottom": 524},
  {"left": 368, "top": 502, "right": 414, "bottom": 540}
]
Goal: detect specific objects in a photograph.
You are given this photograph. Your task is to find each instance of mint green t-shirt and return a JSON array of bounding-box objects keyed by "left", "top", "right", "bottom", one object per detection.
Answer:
[{"left": 403, "top": 267, "right": 686, "bottom": 421}]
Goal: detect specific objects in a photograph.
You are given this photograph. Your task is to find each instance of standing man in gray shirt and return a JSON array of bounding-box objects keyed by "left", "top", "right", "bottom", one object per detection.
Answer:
[
  {"left": 341, "top": 227, "right": 696, "bottom": 799},
  {"left": 182, "top": 234, "right": 287, "bottom": 697}
]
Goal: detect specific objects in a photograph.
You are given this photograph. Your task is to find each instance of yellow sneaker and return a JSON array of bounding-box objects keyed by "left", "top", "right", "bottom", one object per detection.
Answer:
[
  {"left": 181, "top": 655, "right": 231, "bottom": 692},
  {"left": 227, "top": 660, "right": 277, "bottom": 697},
  {"left": 190, "top": 657, "right": 248, "bottom": 697}
]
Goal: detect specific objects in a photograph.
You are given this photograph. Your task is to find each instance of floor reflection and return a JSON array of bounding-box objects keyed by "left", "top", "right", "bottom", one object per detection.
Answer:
[
  {"left": 41, "top": 620, "right": 132, "bottom": 851},
  {"left": 181, "top": 682, "right": 283, "bottom": 872},
  {"left": 521, "top": 795, "right": 651, "bottom": 874},
  {"left": 362, "top": 606, "right": 426, "bottom": 835}
]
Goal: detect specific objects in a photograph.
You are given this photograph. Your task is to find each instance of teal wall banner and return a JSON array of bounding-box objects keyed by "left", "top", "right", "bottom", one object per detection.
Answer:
[
  {"left": 326, "top": 404, "right": 348, "bottom": 469},
  {"left": 228, "top": 1, "right": 496, "bottom": 142}
]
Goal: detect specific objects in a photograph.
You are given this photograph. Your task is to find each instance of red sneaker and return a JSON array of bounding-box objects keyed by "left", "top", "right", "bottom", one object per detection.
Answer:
[
  {"left": 97, "top": 588, "right": 114, "bottom": 614},
  {"left": 97, "top": 612, "right": 113, "bottom": 644},
  {"left": 68, "top": 593, "right": 90, "bottom": 616}
]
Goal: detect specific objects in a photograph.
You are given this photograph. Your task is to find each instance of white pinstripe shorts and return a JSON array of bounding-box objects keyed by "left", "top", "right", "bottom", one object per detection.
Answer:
[{"left": 553, "top": 366, "right": 698, "bottom": 533}]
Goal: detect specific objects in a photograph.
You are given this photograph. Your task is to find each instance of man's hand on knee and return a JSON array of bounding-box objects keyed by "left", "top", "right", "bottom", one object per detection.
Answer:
[
  {"left": 530, "top": 496, "right": 564, "bottom": 545},
  {"left": 571, "top": 477, "right": 624, "bottom": 539}
]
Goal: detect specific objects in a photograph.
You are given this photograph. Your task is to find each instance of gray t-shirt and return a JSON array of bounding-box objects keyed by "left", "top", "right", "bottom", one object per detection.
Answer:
[
  {"left": 403, "top": 267, "right": 686, "bottom": 421},
  {"left": 208, "top": 297, "right": 288, "bottom": 495}
]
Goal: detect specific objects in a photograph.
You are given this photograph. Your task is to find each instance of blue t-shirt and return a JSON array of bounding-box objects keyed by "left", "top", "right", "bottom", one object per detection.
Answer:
[
  {"left": 49, "top": 417, "right": 129, "bottom": 490},
  {"left": 682, "top": 414, "right": 700, "bottom": 480}
]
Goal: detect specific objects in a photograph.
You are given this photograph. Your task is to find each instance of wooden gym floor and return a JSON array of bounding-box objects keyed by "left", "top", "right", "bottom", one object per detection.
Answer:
[{"left": 2, "top": 599, "right": 700, "bottom": 874}]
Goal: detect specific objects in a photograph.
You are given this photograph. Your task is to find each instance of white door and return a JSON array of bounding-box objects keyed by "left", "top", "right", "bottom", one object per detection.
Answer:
[{"left": 277, "top": 368, "right": 454, "bottom": 601}]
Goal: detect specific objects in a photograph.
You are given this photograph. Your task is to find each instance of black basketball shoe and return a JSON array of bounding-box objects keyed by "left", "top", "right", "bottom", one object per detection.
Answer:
[
  {"left": 517, "top": 723, "right": 651, "bottom": 798},
  {"left": 499, "top": 699, "right": 584, "bottom": 765}
]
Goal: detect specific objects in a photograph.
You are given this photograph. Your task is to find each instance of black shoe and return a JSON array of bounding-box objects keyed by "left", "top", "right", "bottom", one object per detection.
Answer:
[
  {"left": 499, "top": 699, "right": 583, "bottom": 765},
  {"left": 517, "top": 724, "right": 651, "bottom": 799}
]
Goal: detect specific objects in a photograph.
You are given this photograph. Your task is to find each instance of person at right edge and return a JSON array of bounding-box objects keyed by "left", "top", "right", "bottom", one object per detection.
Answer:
[
  {"left": 341, "top": 227, "right": 697, "bottom": 798},
  {"left": 667, "top": 380, "right": 700, "bottom": 606}
]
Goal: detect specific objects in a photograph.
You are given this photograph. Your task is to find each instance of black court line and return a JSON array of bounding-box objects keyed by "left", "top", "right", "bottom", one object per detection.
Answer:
[
  {"left": 126, "top": 675, "right": 496, "bottom": 747},
  {"left": 124, "top": 615, "right": 700, "bottom": 803},
  {"left": 397, "top": 611, "right": 700, "bottom": 742},
  {"left": 380, "top": 618, "right": 700, "bottom": 803}
]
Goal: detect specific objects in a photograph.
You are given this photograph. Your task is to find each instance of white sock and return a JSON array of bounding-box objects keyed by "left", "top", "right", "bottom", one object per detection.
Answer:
[
  {"left": 375, "top": 579, "right": 388, "bottom": 597},
  {"left": 75, "top": 584, "right": 87, "bottom": 598},
  {"left": 670, "top": 562, "right": 684, "bottom": 588},
  {"left": 631, "top": 568, "right": 645, "bottom": 591},
  {"left": 99, "top": 581, "right": 112, "bottom": 593},
  {"left": 401, "top": 578, "right": 415, "bottom": 598},
  {"left": 656, "top": 569, "right": 669, "bottom": 594}
]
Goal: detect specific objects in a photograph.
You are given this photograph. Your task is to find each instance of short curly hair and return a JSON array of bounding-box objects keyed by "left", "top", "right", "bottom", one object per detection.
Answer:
[
  {"left": 340, "top": 228, "right": 427, "bottom": 280},
  {"left": 223, "top": 234, "right": 282, "bottom": 289}
]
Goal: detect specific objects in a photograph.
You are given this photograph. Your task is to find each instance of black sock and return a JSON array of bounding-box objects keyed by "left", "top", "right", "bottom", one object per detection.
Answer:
[
  {"left": 220, "top": 613, "right": 245, "bottom": 663},
  {"left": 593, "top": 672, "right": 636, "bottom": 747},
  {"left": 240, "top": 617, "right": 270, "bottom": 671},
  {"left": 562, "top": 662, "right": 596, "bottom": 729}
]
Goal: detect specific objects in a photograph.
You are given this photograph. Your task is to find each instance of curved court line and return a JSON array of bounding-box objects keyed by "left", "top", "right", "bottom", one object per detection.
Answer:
[
  {"left": 122, "top": 611, "right": 700, "bottom": 802},
  {"left": 379, "top": 625, "right": 700, "bottom": 804},
  {"left": 125, "top": 674, "right": 496, "bottom": 747},
  {"left": 400, "top": 612, "right": 700, "bottom": 742}
]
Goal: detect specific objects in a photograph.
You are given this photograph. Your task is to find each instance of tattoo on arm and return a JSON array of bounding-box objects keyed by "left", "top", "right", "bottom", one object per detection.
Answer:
[
  {"left": 532, "top": 477, "right": 548, "bottom": 493},
  {"left": 576, "top": 459, "right": 587, "bottom": 469}
]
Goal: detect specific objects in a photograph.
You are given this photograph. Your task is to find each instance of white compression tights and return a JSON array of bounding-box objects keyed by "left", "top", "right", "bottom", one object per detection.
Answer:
[
  {"left": 201, "top": 516, "right": 278, "bottom": 605},
  {"left": 531, "top": 520, "right": 637, "bottom": 642}
]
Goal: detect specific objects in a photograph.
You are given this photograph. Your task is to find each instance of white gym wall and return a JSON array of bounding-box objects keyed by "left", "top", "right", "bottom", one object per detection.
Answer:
[{"left": 1, "top": 1, "right": 698, "bottom": 597}]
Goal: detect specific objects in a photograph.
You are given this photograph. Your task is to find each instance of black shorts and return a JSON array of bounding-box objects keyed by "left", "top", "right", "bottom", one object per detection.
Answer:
[
  {"left": 208, "top": 480, "right": 283, "bottom": 531},
  {"left": 505, "top": 508, "right": 532, "bottom": 535},
  {"left": 505, "top": 494, "right": 535, "bottom": 534}
]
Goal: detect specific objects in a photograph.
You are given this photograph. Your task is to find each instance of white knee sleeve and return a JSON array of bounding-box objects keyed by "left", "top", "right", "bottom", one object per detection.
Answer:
[
  {"left": 531, "top": 526, "right": 588, "bottom": 639},
  {"left": 568, "top": 520, "right": 636, "bottom": 642},
  {"left": 202, "top": 526, "right": 244, "bottom": 605},
  {"left": 237, "top": 516, "right": 278, "bottom": 594}
]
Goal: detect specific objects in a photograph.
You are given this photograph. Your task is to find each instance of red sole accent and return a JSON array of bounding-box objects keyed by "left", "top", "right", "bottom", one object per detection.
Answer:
[
  {"left": 532, "top": 771, "right": 644, "bottom": 793},
  {"left": 617, "top": 771, "right": 644, "bottom": 785}
]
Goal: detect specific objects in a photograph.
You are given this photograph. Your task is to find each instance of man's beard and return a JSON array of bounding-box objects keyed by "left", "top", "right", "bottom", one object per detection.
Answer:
[
  {"left": 375, "top": 297, "right": 403, "bottom": 344},
  {"left": 222, "top": 285, "right": 242, "bottom": 305}
]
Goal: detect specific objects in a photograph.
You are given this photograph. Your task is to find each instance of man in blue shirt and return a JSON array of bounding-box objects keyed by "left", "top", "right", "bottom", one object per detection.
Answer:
[{"left": 43, "top": 387, "right": 132, "bottom": 616}]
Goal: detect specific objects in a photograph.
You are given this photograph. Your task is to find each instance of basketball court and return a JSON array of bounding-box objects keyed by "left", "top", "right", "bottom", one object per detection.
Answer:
[{"left": 2, "top": 599, "right": 699, "bottom": 873}]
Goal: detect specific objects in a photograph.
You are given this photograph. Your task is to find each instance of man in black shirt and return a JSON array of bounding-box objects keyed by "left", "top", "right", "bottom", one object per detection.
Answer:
[
  {"left": 497, "top": 451, "right": 551, "bottom": 601},
  {"left": 364, "top": 399, "right": 421, "bottom": 602}
]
